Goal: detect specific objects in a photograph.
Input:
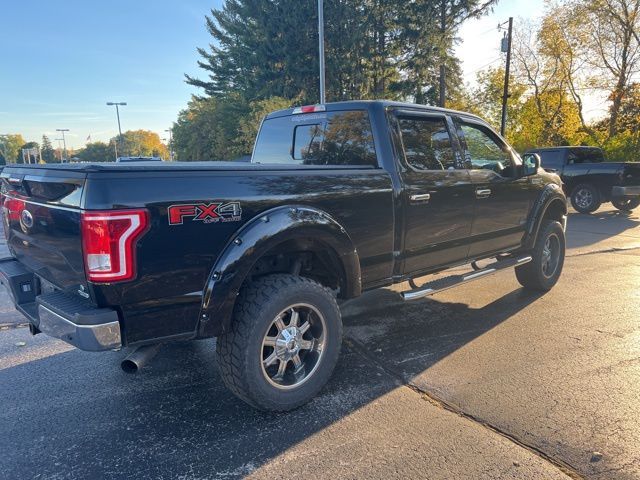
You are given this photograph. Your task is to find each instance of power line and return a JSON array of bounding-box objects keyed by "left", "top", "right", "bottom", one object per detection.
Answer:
[{"left": 463, "top": 56, "right": 503, "bottom": 78}]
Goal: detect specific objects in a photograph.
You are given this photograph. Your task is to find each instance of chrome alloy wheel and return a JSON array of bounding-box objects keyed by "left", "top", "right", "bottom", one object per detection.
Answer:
[
  {"left": 575, "top": 188, "right": 593, "bottom": 209},
  {"left": 260, "top": 303, "right": 326, "bottom": 390},
  {"left": 542, "top": 233, "right": 560, "bottom": 278}
]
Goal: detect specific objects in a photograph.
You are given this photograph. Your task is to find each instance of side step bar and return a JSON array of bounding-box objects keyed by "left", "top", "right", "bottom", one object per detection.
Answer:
[{"left": 401, "top": 255, "right": 532, "bottom": 301}]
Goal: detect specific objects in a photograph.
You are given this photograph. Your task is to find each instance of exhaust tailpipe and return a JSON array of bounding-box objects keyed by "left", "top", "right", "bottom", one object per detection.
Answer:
[{"left": 121, "top": 344, "right": 162, "bottom": 374}]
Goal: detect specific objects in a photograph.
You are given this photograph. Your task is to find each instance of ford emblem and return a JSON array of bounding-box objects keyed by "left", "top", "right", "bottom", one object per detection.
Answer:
[{"left": 20, "top": 209, "right": 34, "bottom": 229}]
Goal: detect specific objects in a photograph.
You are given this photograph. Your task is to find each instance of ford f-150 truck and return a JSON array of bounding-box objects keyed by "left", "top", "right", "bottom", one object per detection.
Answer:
[
  {"left": 526, "top": 146, "right": 640, "bottom": 213},
  {"left": 0, "top": 101, "right": 567, "bottom": 411}
]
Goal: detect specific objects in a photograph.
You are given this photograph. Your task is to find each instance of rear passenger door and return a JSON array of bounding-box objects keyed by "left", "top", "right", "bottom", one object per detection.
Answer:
[
  {"left": 394, "top": 111, "right": 474, "bottom": 276},
  {"left": 454, "top": 118, "right": 532, "bottom": 258}
]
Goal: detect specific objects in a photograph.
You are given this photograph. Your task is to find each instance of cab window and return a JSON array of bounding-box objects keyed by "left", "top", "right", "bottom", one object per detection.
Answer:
[
  {"left": 459, "top": 122, "right": 514, "bottom": 177},
  {"left": 568, "top": 148, "right": 604, "bottom": 164},
  {"left": 397, "top": 116, "right": 457, "bottom": 171},
  {"left": 253, "top": 110, "right": 377, "bottom": 166},
  {"left": 537, "top": 150, "right": 565, "bottom": 170}
]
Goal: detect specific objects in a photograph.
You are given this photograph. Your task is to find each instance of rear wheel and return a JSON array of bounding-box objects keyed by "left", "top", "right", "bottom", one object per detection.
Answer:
[
  {"left": 612, "top": 197, "right": 640, "bottom": 212},
  {"left": 516, "top": 220, "right": 565, "bottom": 291},
  {"left": 216, "top": 274, "right": 342, "bottom": 411},
  {"left": 571, "top": 184, "right": 601, "bottom": 213}
]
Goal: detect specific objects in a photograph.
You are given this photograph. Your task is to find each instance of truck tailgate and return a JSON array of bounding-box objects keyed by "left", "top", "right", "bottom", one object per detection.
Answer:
[
  {"left": 1, "top": 167, "right": 87, "bottom": 290},
  {"left": 623, "top": 163, "right": 640, "bottom": 185}
]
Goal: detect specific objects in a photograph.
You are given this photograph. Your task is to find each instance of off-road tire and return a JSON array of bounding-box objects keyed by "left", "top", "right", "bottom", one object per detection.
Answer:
[
  {"left": 516, "top": 220, "right": 565, "bottom": 291},
  {"left": 215, "top": 274, "right": 342, "bottom": 411},
  {"left": 612, "top": 197, "right": 640, "bottom": 212},
  {"left": 570, "top": 183, "right": 601, "bottom": 213}
]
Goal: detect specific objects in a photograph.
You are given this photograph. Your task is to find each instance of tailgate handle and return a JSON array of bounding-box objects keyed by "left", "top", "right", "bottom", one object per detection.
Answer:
[
  {"left": 410, "top": 193, "right": 431, "bottom": 203},
  {"left": 7, "top": 177, "right": 24, "bottom": 186}
]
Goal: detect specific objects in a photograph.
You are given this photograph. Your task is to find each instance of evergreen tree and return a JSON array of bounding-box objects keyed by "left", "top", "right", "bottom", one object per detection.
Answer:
[
  {"left": 41, "top": 135, "right": 56, "bottom": 163},
  {"left": 187, "top": 0, "right": 497, "bottom": 105}
]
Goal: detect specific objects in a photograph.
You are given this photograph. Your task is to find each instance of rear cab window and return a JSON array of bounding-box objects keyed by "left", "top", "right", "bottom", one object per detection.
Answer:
[
  {"left": 253, "top": 110, "right": 378, "bottom": 167},
  {"left": 568, "top": 148, "right": 604, "bottom": 164},
  {"left": 536, "top": 150, "right": 566, "bottom": 170}
]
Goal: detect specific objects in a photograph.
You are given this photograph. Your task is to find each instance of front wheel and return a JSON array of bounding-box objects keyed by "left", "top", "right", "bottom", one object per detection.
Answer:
[
  {"left": 612, "top": 197, "right": 640, "bottom": 212},
  {"left": 516, "top": 220, "right": 565, "bottom": 291},
  {"left": 216, "top": 274, "right": 342, "bottom": 411}
]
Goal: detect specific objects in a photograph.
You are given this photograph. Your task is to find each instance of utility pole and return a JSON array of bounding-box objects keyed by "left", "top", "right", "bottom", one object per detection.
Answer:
[
  {"left": 106, "top": 101, "right": 127, "bottom": 159},
  {"left": 56, "top": 129, "right": 69, "bottom": 162},
  {"left": 318, "top": 0, "right": 326, "bottom": 104},
  {"left": 439, "top": 0, "right": 447, "bottom": 108},
  {"left": 500, "top": 17, "right": 513, "bottom": 137},
  {"left": 165, "top": 129, "right": 173, "bottom": 161}
]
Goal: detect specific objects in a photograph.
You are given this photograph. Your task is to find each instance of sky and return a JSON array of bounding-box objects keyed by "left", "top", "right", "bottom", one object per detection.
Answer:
[{"left": 1, "top": 0, "right": 607, "bottom": 148}]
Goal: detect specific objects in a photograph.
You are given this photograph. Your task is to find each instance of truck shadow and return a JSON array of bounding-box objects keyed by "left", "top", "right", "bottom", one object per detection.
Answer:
[
  {"left": 0, "top": 286, "right": 544, "bottom": 479},
  {"left": 566, "top": 209, "right": 639, "bottom": 249}
]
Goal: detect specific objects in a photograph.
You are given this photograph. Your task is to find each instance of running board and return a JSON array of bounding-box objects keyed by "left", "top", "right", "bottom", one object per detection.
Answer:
[{"left": 401, "top": 255, "right": 532, "bottom": 301}]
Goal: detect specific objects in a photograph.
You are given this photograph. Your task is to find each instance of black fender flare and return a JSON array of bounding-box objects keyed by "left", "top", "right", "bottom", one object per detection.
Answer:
[
  {"left": 197, "top": 205, "right": 361, "bottom": 337},
  {"left": 524, "top": 183, "right": 568, "bottom": 250}
]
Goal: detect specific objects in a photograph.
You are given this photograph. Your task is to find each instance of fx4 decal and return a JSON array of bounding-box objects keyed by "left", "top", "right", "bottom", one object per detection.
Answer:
[{"left": 168, "top": 202, "right": 242, "bottom": 225}]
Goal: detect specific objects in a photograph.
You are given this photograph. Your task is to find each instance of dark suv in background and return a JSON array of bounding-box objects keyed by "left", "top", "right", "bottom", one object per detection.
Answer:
[{"left": 526, "top": 146, "right": 640, "bottom": 213}]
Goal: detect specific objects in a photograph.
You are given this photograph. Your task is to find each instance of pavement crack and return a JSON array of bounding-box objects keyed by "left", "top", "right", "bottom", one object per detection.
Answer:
[{"left": 344, "top": 336, "right": 585, "bottom": 480}]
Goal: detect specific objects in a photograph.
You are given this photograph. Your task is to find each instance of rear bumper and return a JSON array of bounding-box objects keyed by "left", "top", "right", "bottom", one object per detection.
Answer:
[
  {"left": 0, "top": 257, "right": 121, "bottom": 351},
  {"left": 612, "top": 186, "right": 640, "bottom": 198}
]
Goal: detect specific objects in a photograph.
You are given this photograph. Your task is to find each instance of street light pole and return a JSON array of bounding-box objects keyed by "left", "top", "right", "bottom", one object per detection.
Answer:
[
  {"left": 56, "top": 129, "right": 69, "bottom": 162},
  {"left": 164, "top": 129, "right": 173, "bottom": 161},
  {"left": 318, "top": 0, "right": 326, "bottom": 104},
  {"left": 106, "top": 102, "right": 127, "bottom": 159}
]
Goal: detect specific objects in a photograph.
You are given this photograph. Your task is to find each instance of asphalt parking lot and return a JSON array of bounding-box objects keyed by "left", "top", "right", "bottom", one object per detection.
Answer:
[{"left": 1, "top": 205, "right": 638, "bottom": 480}]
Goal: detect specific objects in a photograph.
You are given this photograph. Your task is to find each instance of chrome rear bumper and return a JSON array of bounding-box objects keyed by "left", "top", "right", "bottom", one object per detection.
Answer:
[{"left": 0, "top": 257, "right": 121, "bottom": 351}]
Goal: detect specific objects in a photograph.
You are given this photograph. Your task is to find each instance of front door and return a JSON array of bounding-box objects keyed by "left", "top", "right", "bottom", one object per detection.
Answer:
[
  {"left": 454, "top": 118, "right": 532, "bottom": 258},
  {"left": 395, "top": 112, "right": 475, "bottom": 276}
]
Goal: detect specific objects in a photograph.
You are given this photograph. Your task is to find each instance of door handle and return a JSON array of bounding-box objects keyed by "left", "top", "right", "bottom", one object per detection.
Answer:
[
  {"left": 475, "top": 188, "right": 492, "bottom": 198},
  {"left": 410, "top": 193, "right": 431, "bottom": 202}
]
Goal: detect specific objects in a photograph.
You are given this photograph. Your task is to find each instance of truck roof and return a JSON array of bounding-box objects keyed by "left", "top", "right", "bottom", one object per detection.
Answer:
[
  {"left": 1, "top": 161, "right": 371, "bottom": 174},
  {"left": 265, "top": 99, "right": 484, "bottom": 122}
]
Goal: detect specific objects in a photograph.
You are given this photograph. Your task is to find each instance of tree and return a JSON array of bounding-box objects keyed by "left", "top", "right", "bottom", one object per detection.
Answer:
[
  {"left": 580, "top": 0, "right": 640, "bottom": 138},
  {"left": 179, "top": 1, "right": 498, "bottom": 162},
  {"left": 41, "top": 135, "right": 56, "bottom": 163},
  {"left": 454, "top": 67, "right": 527, "bottom": 136},
  {"left": 187, "top": 0, "right": 496, "bottom": 105},
  {"left": 532, "top": 0, "right": 640, "bottom": 141},
  {"left": 0, "top": 134, "right": 25, "bottom": 164},
  {"left": 113, "top": 130, "right": 169, "bottom": 159},
  {"left": 173, "top": 94, "right": 291, "bottom": 161},
  {"left": 76, "top": 142, "right": 113, "bottom": 163},
  {"left": 236, "top": 96, "right": 292, "bottom": 154}
]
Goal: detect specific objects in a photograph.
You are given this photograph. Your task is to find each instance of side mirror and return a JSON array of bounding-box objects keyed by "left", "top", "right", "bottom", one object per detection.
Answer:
[{"left": 522, "top": 153, "right": 541, "bottom": 176}]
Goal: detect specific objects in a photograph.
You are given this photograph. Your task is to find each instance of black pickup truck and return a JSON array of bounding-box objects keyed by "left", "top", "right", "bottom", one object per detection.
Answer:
[
  {"left": 526, "top": 146, "right": 640, "bottom": 213},
  {"left": 0, "top": 101, "right": 567, "bottom": 411}
]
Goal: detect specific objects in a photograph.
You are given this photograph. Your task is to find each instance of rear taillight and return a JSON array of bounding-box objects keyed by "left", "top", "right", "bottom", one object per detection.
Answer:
[{"left": 81, "top": 209, "right": 149, "bottom": 283}]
